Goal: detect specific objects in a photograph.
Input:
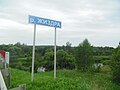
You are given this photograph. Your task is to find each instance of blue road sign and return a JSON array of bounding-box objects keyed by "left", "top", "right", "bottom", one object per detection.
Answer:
[{"left": 29, "top": 15, "right": 61, "bottom": 28}]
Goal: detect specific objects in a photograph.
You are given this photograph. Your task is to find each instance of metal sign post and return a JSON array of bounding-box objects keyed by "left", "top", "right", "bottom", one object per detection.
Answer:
[
  {"left": 29, "top": 15, "right": 61, "bottom": 81},
  {"left": 31, "top": 24, "right": 36, "bottom": 82},
  {"left": 54, "top": 28, "right": 56, "bottom": 80}
]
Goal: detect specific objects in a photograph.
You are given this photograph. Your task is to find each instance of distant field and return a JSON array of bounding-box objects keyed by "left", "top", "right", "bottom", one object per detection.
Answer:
[{"left": 10, "top": 69, "right": 120, "bottom": 90}]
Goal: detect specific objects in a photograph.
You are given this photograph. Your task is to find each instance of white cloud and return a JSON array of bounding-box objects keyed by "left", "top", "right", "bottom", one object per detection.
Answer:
[{"left": 0, "top": 0, "right": 120, "bottom": 47}]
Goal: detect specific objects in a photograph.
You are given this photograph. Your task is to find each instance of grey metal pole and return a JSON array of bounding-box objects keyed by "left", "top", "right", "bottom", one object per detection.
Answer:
[
  {"left": 31, "top": 24, "right": 36, "bottom": 82},
  {"left": 54, "top": 28, "right": 56, "bottom": 80}
]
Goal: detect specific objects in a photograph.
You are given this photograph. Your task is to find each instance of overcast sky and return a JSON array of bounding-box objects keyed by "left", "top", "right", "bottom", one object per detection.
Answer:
[{"left": 0, "top": 0, "right": 120, "bottom": 47}]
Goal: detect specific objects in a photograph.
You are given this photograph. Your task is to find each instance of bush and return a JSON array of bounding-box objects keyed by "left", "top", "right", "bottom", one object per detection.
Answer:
[
  {"left": 102, "top": 60, "right": 111, "bottom": 65},
  {"left": 111, "top": 46, "right": 120, "bottom": 83}
]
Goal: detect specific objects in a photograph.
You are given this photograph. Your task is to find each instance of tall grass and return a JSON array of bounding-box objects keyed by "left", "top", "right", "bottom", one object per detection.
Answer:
[{"left": 10, "top": 69, "right": 120, "bottom": 90}]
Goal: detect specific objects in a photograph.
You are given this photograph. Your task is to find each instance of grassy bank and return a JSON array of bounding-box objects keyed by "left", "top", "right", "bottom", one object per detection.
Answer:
[{"left": 10, "top": 69, "right": 120, "bottom": 90}]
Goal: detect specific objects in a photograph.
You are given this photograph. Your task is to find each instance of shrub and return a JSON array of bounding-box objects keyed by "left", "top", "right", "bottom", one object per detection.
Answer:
[{"left": 111, "top": 46, "right": 120, "bottom": 83}]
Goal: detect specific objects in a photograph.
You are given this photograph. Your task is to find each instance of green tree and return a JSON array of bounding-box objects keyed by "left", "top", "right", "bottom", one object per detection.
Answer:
[
  {"left": 76, "top": 39, "right": 93, "bottom": 71},
  {"left": 66, "top": 42, "right": 72, "bottom": 53},
  {"left": 57, "top": 50, "right": 75, "bottom": 69},
  {"left": 14, "top": 42, "right": 21, "bottom": 47},
  {"left": 8, "top": 45, "right": 22, "bottom": 57},
  {"left": 44, "top": 51, "right": 54, "bottom": 70},
  {"left": 111, "top": 45, "right": 120, "bottom": 83},
  {"left": 43, "top": 49, "right": 75, "bottom": 71}
]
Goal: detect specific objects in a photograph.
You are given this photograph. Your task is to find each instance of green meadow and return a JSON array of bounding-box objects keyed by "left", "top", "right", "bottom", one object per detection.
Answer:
[{"left": 10, "top": 68, "right": 120, "bottom": 90}]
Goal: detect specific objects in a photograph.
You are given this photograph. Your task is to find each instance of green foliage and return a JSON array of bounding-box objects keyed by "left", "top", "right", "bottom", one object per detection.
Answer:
[
  {"left": 93, "top": 46, "right": 114, "bottom": 56},
  {"left": 102, "top": 60, "right": 111, "bottom": 65},
  {"left": 10, "top": 69, "right": 120, "bottom": 90},
  {"left": 43, "top": 50, "right": 75, "bottom": 70},
  {"left": 0, "top": 42, "right": 114, "bottom": 72},
  {"left": 57, "top": 50, "right": 75, "bottom": 69},
  {"left": 111, "top": 46, "right": 120, "bottom": 83},
  {"left": 94, "top": 56, "right": 111, "bottom": 63},
  {"left": 93, "top": 56, "right": 111, "bottom": 72},
  {"left": 44, "top": 51, "right": 54, "bottom": 70},
  {"left": 76, "top": 39, "right": 94, "bottom": 71},
  {"left": 65, "top": 42, "right": 73, "bottom": 54},
  {"left": 9, "top": 57, "right": 32, "bottom": 71},
  {"left": 100, "top": 65, "right": 111, "bottom": 73}
]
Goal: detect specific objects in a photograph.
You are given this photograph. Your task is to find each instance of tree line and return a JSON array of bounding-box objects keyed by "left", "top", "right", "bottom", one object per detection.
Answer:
[{"left": 0, "top": 39, "right": 120, "bottom": 83}]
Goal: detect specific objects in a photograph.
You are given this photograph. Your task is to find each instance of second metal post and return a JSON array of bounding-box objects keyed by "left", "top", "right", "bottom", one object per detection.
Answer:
[{"left": 54, "top": 28, "right": 56, "bottom": 80}]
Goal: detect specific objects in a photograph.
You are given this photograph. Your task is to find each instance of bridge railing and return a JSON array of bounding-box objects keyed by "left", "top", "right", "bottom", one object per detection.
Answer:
[{"left": 0, "top": 70, "right": 7, "bottom": 90}]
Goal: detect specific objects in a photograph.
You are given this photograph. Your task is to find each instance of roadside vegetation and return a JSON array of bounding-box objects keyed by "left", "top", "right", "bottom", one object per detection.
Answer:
[
  {"left": 0, "top": 39, "right": 120, "bottom": 90},
  {"left": 10, "top": 68, "right": 120, "bottom": 90}
]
